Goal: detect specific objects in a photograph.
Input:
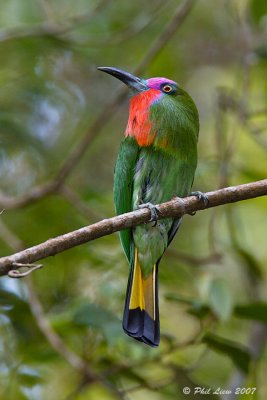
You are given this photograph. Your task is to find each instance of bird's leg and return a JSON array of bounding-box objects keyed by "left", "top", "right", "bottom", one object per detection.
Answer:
[
  {"left": 138, "top": 202, "right": 160, "bottom": 226},
  {"left": 189, "top": 191, "right": 209, "bottom": 215}
]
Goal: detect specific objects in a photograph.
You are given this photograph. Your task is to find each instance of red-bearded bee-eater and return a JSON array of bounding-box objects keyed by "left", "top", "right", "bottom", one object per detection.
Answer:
[{"left": 98, "top": 67, "right": 199, "bottom": 347}]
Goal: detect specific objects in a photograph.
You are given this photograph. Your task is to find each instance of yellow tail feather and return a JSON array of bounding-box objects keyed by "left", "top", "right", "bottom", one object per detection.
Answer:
[{"left": 129, "top": 248, "right": 156, "bottom": 320}]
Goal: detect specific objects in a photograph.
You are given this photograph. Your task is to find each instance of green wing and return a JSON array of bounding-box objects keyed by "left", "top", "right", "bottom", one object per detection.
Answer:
[{"left": 114, "top": 136, "right": 140, "bottom": 264}]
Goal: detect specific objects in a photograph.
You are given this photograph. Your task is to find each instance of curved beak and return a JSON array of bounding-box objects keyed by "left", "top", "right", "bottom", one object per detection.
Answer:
[{"left": 98, "top": 67, "right": 148, "bottom": 93}]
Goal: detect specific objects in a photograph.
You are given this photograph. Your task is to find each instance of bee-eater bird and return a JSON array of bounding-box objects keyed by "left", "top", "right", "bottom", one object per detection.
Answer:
[{"left": 98, "top": 67, "right": 199, "bottom": 347}]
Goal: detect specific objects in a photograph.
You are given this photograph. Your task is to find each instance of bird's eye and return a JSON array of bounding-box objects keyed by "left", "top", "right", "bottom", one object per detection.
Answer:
[{"left": 162, "top": 84, "right": 173, "bottom": 93}]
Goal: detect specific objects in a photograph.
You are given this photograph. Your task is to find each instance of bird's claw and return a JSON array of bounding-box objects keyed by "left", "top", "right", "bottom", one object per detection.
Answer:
[
  {"left": 188, "top": 191, "right": 208, "bottom": 216},
  {"left": 190, "top": 191, "right": 209, "bottom": 207},
  {"left": 138, "top": 202, "right": 160, "bottom": 226}
]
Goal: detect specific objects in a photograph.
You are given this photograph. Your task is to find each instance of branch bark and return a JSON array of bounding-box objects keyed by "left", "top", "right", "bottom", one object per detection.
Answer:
[{"left": 0, "top": 179, "right": 266, "bottom": 277}]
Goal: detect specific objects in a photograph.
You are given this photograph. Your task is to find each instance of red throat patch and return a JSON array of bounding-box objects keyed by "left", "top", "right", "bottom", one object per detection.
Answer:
[{"left": 125, "top": 89, "right": 161, "bottom": 146}]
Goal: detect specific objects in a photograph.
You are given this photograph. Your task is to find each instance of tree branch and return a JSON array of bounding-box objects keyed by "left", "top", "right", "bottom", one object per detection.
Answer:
[
  {"left": 134, "top": 0, "right": 196, "bottom": 75},
  {"left": 0, "top": 179, "right": 266, "bottom": 277},
  {"left": 0, "top": 180, "right": 59, "bottom": 209}
]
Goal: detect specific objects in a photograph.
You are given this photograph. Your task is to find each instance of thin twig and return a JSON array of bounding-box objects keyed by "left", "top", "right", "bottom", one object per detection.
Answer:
[
  {"left": 134, "top": 0, "right": 196, "bottom": 75},
  {"left": 0, "top": 180, "right": 59, "bottom": 209},
  {"left": 59, "top": 185, "right": 102, "bottom": 221},
  {"left": 0, "top": 0, "right": 109, "bottom": 43},
  {"left": 94, "top": 0, "right": 169, "bottom": 46},
  {"left": 26, "top": 277, "right": 106, "bottom": 387},
  {"left": 0, "top": 219, "right": 24, "bottom": 250},
  {"left": 8, "top": 263, "right": 43, "bottom": 278},
  {"left": 0, "top": 179, "right": 266, "bottom": 277}
]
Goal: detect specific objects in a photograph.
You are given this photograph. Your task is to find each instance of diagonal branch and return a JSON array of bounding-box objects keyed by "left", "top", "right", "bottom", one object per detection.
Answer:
[
  {"left": 0, "top": 179, "right": 266, "bottom": 277},
  {"left": 134, "top": 0, "right": 196, "bottom": 75}
]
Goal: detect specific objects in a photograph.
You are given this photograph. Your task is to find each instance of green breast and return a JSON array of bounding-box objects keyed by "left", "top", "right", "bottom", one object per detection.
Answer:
[{"left": 132, "top": 145, "right": 197, "bottom": 276}]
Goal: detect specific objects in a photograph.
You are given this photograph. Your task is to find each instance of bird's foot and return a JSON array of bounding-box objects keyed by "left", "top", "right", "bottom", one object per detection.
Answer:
[
  {"left": 190, "top": 191, "right": 209, "bottom": 206},
  {"left": 138, "top": 202, "right": 160, "bottom": 226},
  {"left": 189, "top": 191, "right": 209, "bottom": 215}
]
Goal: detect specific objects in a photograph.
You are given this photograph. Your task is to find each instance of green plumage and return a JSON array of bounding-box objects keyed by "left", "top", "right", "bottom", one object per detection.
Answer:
[
  {"left": 114, "top": 137, "right": 139, "bottom": 263},
  {"left": 114, "top": 87, "right": 199, "bottom": 276},
  {"left": 99, "top": 66, "right": 199, "bottom": 346}
]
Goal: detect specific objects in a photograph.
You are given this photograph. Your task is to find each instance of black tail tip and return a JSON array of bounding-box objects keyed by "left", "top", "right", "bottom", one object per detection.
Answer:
[{"left": 123, "top": 308, "right": 160, "bottom": 347}]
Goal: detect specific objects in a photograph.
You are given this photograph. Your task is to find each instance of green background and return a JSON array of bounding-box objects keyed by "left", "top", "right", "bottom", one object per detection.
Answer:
[{"left": 0, "top": 0, "right": 266, "bottom": 399}]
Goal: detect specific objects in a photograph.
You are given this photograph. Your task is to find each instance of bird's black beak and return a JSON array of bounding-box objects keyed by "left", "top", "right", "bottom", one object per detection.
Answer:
[{"left": 98, "top": 67, "right": 148, "bottom": 93}]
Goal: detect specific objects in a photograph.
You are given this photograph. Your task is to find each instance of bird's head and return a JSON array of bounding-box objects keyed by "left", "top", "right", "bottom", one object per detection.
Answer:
[
  {"left": 98, "top": 67, "right": 199, "bottom": 148},
  {"left": 98, "top": 66, "right": 180, "bottom": 97}
]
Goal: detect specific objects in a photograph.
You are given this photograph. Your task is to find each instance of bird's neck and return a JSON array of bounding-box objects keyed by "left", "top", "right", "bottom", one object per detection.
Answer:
[
  {"left": 125, "top": 89, "right": 161, "bottom": 147},
  {"left": 125, "top": 90, "right": 198, "bottom": 157}
]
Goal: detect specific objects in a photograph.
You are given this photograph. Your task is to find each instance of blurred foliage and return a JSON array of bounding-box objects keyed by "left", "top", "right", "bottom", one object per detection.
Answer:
[{"left": 0, "top": 0, "right": 267, "bottom": 399}]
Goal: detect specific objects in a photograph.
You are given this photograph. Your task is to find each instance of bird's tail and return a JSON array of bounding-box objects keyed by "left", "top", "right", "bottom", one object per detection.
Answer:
[{"left": 123, "top": 248, "right": 160, "bottom": 347}]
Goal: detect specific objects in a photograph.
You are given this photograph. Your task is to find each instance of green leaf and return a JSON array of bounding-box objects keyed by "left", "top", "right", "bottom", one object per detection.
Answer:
[
  {"left": 250, "top": 0, "right": 267, "bottom": 25},
  {"left": 18, "top": 367, "right": 44, "bottom": 388},
  {"left": 254, "top": 46, "right": 267, "bottom": 60},
  {"left": 173, "top": 366, "right": 220, "bottom": 399},
  {"left": 234, "top": 245, "right": 263, "bottom": 282},
  {"left": 73, "top": 302, "right": 123, "bottom": 344},
  {"left": 203, "top": 333, "right": 251, "bottom": 373},
  {"left": 234, "top": 303, "right": 267, "bottom": 323},
  {"left": 187, "top": 305, "right": 211, "bottom": 320},
  {"left": 0, "top": 286, "right": 42, "bottom": 344},
  {"left": 208, "top": 279, "right": 233, "bottom": 321},
  {"left": 165, "top": 293, "right": 210, "bottom": 320},
  {"left": 165, "top": 294, "right": 194, "bottom": 305}
]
